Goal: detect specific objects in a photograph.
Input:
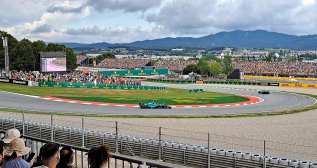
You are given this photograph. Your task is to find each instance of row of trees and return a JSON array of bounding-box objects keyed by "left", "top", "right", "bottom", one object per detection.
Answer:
[
  {"left": 183, "top": 55, "right": 235, "bottom": 76},
  {"left": 0, "top": 31, "right": 77, "bottom": 71},
  {"left": 88, "top": 52, "right": 116, "bottom": 65}
]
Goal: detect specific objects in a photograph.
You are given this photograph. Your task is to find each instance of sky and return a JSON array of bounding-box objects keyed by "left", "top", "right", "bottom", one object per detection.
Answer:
[{"left": 0, "top": 0, "right": 317, "bottom": 44}]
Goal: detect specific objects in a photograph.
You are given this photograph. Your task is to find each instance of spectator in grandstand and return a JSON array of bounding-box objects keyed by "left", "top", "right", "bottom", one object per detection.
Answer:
[
  {"left": 86, "top": 145, "right": 111, "bottom": 168},
  {"left": 33, "top": 143, "right": 60, "bottom": 168},
  {"left": 0, "top": 141, "right": 4, "bottom": 167},
  {"left": 31, "top": 146, "right": 44, "bottom": 168},
  {"left": 2, "top": 129, "right": 21, "bottom": 150},
  {"left": 2, "top": 138, "right": 32, "bottom": 168},
  {"left": 56, "top": 147, "right": 73, "bottom": 168}
]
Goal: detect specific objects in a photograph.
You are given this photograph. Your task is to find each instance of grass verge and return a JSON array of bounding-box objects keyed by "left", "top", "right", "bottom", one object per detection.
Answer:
[{"left": 0, "top": 83, "right": 248, "bottom": 105}]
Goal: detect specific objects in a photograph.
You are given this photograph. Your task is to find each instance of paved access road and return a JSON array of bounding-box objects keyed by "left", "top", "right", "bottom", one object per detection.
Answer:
[{"left": 0, "top": 81, "right": 315, "bottom": 115}]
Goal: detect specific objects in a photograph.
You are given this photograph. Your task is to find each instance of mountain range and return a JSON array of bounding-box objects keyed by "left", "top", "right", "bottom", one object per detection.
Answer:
[{"left": 61, "top": 30, "right": 317, "bottom": 50}]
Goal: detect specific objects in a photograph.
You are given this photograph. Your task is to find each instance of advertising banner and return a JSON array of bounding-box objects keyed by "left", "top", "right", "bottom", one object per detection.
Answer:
[
  {"left": 259, "top": 83, "right": 280, "bottom": 86},
  {"left": 38, "top": 82, "right": 166, "bottom": 90},
  {"left": 100, "top": 69, "right": 169, "bottom": 76},
  {"left": 0, "top": 78, "right": 29, "bottom": 85},
  {"left": 279, "top": 83, "right": 317, "bottom": 89}
]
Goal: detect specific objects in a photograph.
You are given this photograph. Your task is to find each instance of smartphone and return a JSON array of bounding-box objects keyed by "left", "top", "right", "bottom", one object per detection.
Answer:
[{"left": 26, "top": 153, "right": 35, "bottom": 162}]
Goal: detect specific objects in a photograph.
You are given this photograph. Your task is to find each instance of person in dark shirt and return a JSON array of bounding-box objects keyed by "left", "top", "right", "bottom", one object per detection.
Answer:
[{"left": 56, "top": 147, "right": 73, "bottom": 168}]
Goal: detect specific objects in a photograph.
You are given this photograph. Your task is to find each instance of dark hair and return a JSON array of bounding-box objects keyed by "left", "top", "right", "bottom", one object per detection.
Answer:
[
  {"left": 4, "top": 151, "right": 17, "bottom": 161},
  {"left": 31, "top": 145, "right": 45, "bottom": 168},
  {"left": 88, "top": 145, "right": 111, "bottom": 168},
  {"left": 41, "top": 143, "right": 59, "bottom": 164},
  {"left": 57, "top": 146, "right": 73, "bottom": 166}
]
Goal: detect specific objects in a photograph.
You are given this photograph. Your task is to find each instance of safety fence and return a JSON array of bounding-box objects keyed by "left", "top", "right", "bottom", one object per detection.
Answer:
[{"left": 1, "top": 111, "right": 317, "bottom": 168}]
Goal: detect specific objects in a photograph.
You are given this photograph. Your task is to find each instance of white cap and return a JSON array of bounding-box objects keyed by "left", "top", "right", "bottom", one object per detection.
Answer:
[{"left": 3, "top": 128, "right": 21, "bottom": 143}]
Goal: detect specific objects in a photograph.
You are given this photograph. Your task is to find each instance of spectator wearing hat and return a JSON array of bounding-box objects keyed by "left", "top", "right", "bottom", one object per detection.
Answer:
[
  {"left": 86, "top": 145, "right": 111, "bottom": 168},
  {"left": 2, "top": 138, "right": 31, "bottom": 168},
  {"left": 33, "top": 143, "right": 60, "bottom": 168},
  {"left": 2, "top": 129, "right": 21, "bottom": 150},
  {"left": 56, "top": 147, "right": 73, "bottom": 168}
]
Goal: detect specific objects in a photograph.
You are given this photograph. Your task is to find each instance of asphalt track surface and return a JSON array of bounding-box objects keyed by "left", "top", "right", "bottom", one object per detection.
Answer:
[{"left": 0, "top": 81, "right": 315, "bottom": 116}]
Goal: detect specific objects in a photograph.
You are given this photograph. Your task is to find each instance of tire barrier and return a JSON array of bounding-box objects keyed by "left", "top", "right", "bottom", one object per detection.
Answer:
[{"left": 1, "top": 117, "right": 316, "bottom": 168}]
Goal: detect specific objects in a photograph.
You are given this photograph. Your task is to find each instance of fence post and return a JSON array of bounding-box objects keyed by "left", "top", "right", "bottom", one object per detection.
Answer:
[
  {"left": 22, "top": 110, "right": 25, "bottom": 137},
  {"left": 159, "top": 127, "right": 162, "bottom": 160},
  {"left": 50, "top": 113, "right": 53, "bottom": 141},
  {"left": 115, "top": 121, "right": 118, "bottom": 153},
  {"left": 208, "top": 133, "right": 210, "bottom": 168},
  {"left": 263, "top": 140, "right": 266, "bottom": 168},
  {"left": 81, "top": 118, "right": 84, "bottom": 168}
]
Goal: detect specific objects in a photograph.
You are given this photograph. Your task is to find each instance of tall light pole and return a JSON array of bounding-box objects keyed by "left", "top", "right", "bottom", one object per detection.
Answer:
[{"left": 2, "top": 37, "right": 9, "bottom": 73}]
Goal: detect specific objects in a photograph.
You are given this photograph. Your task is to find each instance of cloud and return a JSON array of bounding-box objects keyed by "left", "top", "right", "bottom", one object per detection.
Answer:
[
  {"left": 146, "top": 0, "right": 317, "bottom": 36},
  {"left": 64, "top": 25, "right": 170, "bottom": 43},
  {"left": 30, "top": 24, "right": 52, "bottom": 33},
  {"left": 46, "top": 0, "right": 163, "bottom": 14}
]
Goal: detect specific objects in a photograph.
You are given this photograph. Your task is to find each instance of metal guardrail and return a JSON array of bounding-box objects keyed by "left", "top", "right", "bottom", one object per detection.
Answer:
[{"left": 1, "top": 116, "right": 317, "bottom": 168}]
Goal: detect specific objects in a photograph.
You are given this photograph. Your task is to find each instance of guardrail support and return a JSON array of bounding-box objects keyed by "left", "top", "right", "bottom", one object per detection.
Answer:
[
  {"left": 82, "top": 118, "right": 84, "bottom": 168},
  {"left": 208, "top": 133, "right": 210, "bottom": 168},
  {"left": 159, "top": 127, "right": 162, "bottom": 160},
  {"left": 50, "top": 113, "right": 53, "bottom": 141},
  {"left": 22, "top": 110, "right": 25, "bottom": 137},
  {"left": 116, "top": 121, "right": 118, "bottom": 153},
  {"left": 263, "top": 140, "right": 266, "bottom": 168}
]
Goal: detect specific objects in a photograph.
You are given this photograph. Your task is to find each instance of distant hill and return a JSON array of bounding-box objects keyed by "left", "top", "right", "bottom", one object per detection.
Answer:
[{"left": 61, "top": 30, "right": 317, "bottom": 50}]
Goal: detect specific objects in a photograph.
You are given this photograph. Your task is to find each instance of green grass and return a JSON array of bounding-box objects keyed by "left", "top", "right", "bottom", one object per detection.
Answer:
[
  {"left": 58, "top": 95, "right": 248, "bottom": 105},
  {"left": 0, "top": 83, "right": 248, "bottom": 105}
]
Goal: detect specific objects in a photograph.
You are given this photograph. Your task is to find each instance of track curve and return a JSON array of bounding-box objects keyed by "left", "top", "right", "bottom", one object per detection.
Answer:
[{"left": 0, "top": 82, "right": 315, "bottom": 115}]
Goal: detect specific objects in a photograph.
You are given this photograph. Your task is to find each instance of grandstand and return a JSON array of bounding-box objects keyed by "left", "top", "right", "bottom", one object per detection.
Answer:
[
  {"left": 96, "top": 58, "right": 151, "bottom": 69},
  {"left": 77, "top": 55, "right": 89, "bottom": 65}
]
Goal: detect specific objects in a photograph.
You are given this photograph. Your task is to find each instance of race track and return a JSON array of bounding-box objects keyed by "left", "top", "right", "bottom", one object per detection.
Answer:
[{"left": 0, "top": 81, "right": 315, "bottom": 115}]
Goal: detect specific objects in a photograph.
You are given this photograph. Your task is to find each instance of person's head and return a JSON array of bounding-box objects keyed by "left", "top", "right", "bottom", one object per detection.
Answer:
[
  {"left": 2, "top": 129, "right": 21, "bottom": 149},
  {"left": 4, "top": 138, "right": 30, "bottom": 161},
  {"left": 87, "top": 145, "right": 111, "bottom": 168},
  {"left": 58, "top": 146, "right": 73, "bottom": 166},
  {"left": 0, "top": 152, "right": 3, "bottom": 165},
  {"left": 41, "top": 143, "right": 60, "bottom": 167}
]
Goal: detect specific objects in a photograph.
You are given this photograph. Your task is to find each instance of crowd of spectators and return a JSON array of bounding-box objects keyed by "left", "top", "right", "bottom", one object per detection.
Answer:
[
  {"left": 0, "top": 129, "right": 111, "bottom": 168},
  {"left": 234, "top": 61, "right": 317, "bottom": 77},
  {"left": 0, "top": 70, "right": 140, "bottom": 85},
  {"left": 76, "top": 56, "right": 88, "bottom": 65},
  {"left": 96, "top": 58, "right": 151, "bottom": 69},
  {"left": 154, "top": 60, "right": 200, "bottom": 71}
]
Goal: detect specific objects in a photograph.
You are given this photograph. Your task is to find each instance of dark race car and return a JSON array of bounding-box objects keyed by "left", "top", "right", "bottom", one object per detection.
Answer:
[
  {"left": 258, "top": 90, "right": 270, "bottom": 94},
  {"left": 139, "top": 102, "right": 172, "bottom": 109}
]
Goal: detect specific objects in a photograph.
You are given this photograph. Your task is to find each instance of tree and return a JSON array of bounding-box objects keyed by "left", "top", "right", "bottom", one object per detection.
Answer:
[
  {"left": 197, "top": 59, "right": 210, "bottom": 75},
  {"left": 66, "top": 47, "right": 77, "bottom": 70},
  {"left": 102, "top": 52, "right": 115, "bottom": 59},
  {"left": 13, "top": 39, "right": 34, "bottom": 70},
  {"left": 210, "top": 62, "right": 222, "bottom": 77},
  {"left": 183, "top": 64, "right": 198, "bottom": 74},
  {"left": 222, "top": 54, "right": 235, "bottom": 74}
]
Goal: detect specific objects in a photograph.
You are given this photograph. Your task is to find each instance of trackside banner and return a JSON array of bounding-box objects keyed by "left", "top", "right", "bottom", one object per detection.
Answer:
[
  {"left": 0, "top": 78, "right": 29, "bottom": 85},
  {"left": 279, "top": 83, "right": 317, "bottom": 89},
  {"left": 259, "top": 83, "right": 280, "bottom": 86},
  {"left": 38, "top": 81, "right": 167, "bottom": 90},
  {"left": 100, "top": 69, "right": 169, "bottom": 76}
]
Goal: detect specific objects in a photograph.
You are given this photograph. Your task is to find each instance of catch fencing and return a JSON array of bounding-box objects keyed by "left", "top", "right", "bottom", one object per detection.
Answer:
[{"left": 0, "top": 111, "right": 317, "bottom": 168}]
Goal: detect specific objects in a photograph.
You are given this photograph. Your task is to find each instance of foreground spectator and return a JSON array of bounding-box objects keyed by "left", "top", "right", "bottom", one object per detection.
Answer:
[
  {"left": 2, "top": 138, "right": 31, "bottom": 168},
  {"left": 0, "top": 141, "right": 4, "bottom": 168},
  {"left": 86, "top": 145, "right": 111, "bottom": 168},
  {"left": 56, "top": 147, "right": 73, "bottom": 168},
  {"left": 33, "top": 143, "right": 60, "bottom": 168},
  {"left": 2, "top": 128, "right": 21, "bottom": 150},
  {"left": 31, "top": 146, "right": 44, "bottom": 168}
]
